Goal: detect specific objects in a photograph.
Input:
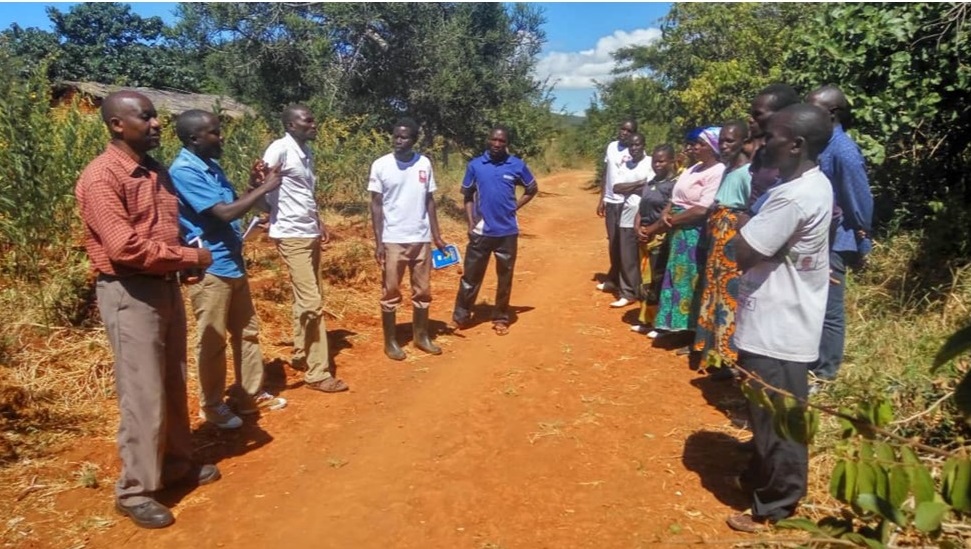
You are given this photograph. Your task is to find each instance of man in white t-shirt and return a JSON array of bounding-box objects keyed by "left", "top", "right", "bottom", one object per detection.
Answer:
[
  {"left": 263, "top": 104, "right": 348, "bottom": 393},
  {"left": 595, "top": 118, "right": 636, "bottom": 296},
  {"left": 609, "top": 133, "right": 655, "bottom": 308},
  {"left": 368, "top": 118, "right": 447, "bottom": 360},
  {"left": 727, "top": 103, "right": 834, "bottom": 533}
]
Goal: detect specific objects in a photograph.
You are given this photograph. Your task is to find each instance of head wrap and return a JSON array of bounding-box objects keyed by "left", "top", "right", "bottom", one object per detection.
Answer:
[
  {"left": 684, "top": 127, "right": 704, "bottom": 143},
  {"left": 697, "top": 126, "right": 721, "bottom": 156}
]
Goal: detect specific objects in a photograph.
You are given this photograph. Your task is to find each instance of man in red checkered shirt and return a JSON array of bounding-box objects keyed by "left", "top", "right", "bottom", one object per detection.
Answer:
[{"left": 75, "top": 91, "right": 220, "bottom": 529}]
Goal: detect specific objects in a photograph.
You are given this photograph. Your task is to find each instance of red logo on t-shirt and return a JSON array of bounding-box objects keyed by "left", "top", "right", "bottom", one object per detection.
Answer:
[{"left": 419, "top": 170, "right": 428, "bottom": 184}]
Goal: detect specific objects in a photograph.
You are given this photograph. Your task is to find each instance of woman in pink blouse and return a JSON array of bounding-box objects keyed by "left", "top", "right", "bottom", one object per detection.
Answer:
[{"left": 651, "top": 127, "right": 726, "bottom": 337}]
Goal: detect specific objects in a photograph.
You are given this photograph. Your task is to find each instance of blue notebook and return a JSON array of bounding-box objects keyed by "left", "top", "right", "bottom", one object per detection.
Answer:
[{"left": 432, "top": 244, "right": 462, "bottom": 269}]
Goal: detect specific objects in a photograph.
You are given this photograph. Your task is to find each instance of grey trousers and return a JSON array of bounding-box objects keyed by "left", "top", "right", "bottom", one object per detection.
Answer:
[
  {"left": 97, "top": 275, "right": 194, "bottom": 506},
  {"left": 617, "top": 226, "right": 641, "bottom": 301},
  {"left": 604, "top": 202, "right": 623, "bottom": 287}
]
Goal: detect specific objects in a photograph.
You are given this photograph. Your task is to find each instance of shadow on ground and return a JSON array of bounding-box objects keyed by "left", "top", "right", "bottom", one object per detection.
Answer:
[
  {"left": 689, "top": 376, "right": 750, "bottom": 428},
  {"left": 682, "top": 430, "right": 752, "bottom": 510},
  {"left": 443, "top": 303, "right": 535, "bottom": 338}
]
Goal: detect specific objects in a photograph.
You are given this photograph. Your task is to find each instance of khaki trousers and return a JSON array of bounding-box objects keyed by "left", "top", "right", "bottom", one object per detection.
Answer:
[
  {"left": 276, "top": 237, "right": 332, "bottom": 383},
  {"left": 96, "top": 275, "right": 194, "bottom": 506},
  {"left": 187, "top": 273, "right": 264, "bottom": 408},
  {"left": 381, "top": 242, "right": 432, "bottom": 312}
]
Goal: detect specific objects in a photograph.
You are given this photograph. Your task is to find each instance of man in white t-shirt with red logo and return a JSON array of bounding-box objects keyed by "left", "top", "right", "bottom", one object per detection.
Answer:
[
  {"left": 368, "top": 118, "right": 447, "bottom": 360},
  {"left": 727, "top": 103, "right": 834, "bottom": 533}
]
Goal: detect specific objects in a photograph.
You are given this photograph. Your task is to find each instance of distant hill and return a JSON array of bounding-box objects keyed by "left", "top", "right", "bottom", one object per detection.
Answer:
[{"left": 552, "top": 112, "right": 586, "bottom": 127}]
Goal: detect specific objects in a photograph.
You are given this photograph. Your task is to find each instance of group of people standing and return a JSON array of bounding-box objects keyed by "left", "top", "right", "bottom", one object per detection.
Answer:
[
  {"left": 595, "top": 83, "right": 874, "bottom": 532},
  {"left": 74, "top": 80, "right": 872, "bottom": 533},
  {"left": 75, "top": 91, "right": 536, "bottom": 529}
]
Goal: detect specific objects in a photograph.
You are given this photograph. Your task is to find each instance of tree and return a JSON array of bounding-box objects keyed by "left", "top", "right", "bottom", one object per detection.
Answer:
[
  {"left": 786, "top": 2, "right": 971, "bottom": 251},
  {"left": 171, "top": 3, "right": 337, "bottom": 114},
  {"left": 2, "top": 3, "right": 201, "bottom": 90},
  {"left": 172, "top": 3, "right": 553, "bottom": 160},
  {"left": 611, "top": 3, "right": 823, "bottom": 129},
  {"left": 0, "top": 24, "right": 60, "bottom": 77}
]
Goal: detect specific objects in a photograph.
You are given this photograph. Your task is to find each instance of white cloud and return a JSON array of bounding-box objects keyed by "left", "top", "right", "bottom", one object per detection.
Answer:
[{"left": 534, "top": 28, "right": 661, "bottom": 90}]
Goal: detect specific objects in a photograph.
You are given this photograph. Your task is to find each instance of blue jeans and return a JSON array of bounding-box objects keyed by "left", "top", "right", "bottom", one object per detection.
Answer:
[{"left": 811, "top": 250, "right": 857, "bottom": 380}]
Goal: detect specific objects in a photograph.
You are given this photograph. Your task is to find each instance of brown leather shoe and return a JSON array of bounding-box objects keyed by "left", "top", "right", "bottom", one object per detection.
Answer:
[
  {"left": 726, "top": 512, "right": 771, "bottom": 533},
  {"left": 306, "top": 378, "right": 349, "bottom": 393}
]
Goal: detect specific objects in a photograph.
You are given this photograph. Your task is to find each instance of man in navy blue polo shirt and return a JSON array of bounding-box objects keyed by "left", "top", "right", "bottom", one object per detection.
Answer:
[
  {"left": 170, "top": 110, "right": 287, "bottom": 430},
  {"left": 450, "top": 126, "right": 538, "bottom": 335}
]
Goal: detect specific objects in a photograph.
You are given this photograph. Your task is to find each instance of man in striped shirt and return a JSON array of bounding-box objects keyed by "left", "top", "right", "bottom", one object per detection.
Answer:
[{"left": 75, "top": 91, "right": 220, "bottom": 529}]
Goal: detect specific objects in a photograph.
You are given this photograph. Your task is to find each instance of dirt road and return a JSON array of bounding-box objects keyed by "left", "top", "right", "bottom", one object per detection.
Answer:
[{"left": 73, "top": 169, "right": 754, "bottom": 548}]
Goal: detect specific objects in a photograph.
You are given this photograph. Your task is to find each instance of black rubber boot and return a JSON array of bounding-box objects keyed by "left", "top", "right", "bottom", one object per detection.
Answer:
[
  {"left": 413, "top": 308, "right": 442, "bottom": 355},
  {"left": 382, "top": 310, "right": 406, "bottom": 361}
]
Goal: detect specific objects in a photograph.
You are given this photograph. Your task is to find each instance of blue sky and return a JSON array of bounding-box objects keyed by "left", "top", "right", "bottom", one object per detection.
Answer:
[{"left": 0, "top": 2, "right": 671, "bottom": 115}]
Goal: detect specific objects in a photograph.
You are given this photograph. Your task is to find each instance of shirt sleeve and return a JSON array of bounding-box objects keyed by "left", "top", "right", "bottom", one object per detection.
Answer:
[
  {"left": 262, "top": 141, "right": 284, "bottom": 166},
  {"left": 80, "top": 171, "right": 204, "bottom": 272},
  {"left": 832, "top": 147, "right": 873, "bottom": 233},
  {"left": 739, "top": 195, "right": 805, "bottom": 258},
  {"left": 426, "top": 158, "right": 437, "bottom": 193},
  {"left": 696, "top": 166, "right": 724, "bottom": 209},
  {"left": 171, "top": 164, "right": 224, "bottom": 215},
  {"left": 518, "top": 162, "right": 537, "bottom": 191},
  {"left": 366, "top": 159, "right": 383, "bottom": 193},
  {"left": 641, "top": 158, "right": 656, "bottom": 183},
  {"left": 262, "top": 143, "right": 283, "bottom": 208},
  {"left": 461, "top": 162, "right": 477, "bottom": 190}
]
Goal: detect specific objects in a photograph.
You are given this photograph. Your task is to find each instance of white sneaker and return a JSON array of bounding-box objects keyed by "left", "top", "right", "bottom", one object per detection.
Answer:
[
  {"left": 610, "top": 298, "right": 632, "bottom": 308},
  {"left": 200, "top": 402, "right": 243, "bottom": 429},
  {"left": 596, "top": 281, "right": 616, "bottom": 292},
  {"left": 236, "top": 391, "right": 288, "bottom": 416},
  {"left": 630, "top": 324, "right": 649, "bottom": 334},
  {"left": 647, "top": 330, "right": 661, "bottom": 339}
]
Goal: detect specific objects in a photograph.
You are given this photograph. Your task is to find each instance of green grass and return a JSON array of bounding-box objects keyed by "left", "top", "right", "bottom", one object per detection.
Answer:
[{"left": 817, "top": 231, "right": 971, "bottom": 446}]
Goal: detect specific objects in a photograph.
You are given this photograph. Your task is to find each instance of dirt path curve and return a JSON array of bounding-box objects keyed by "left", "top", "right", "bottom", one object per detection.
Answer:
[{"left": 92, "top": 169, "right": 753, "bottom": 548}]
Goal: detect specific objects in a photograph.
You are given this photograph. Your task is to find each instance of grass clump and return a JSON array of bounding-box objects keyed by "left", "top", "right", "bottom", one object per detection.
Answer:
[{"left": 820, "top": 232, "right": 971, "bottom": 445}]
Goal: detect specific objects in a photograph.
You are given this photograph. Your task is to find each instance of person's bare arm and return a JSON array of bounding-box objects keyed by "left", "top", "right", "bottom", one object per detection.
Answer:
[
  {"left": 612, "top": 180, "right": 646, "bottom": 195},
  {"left": 426, "top": 192, "right": 447, "bottom": 251},
  {"left": 517, "top": 180, "right": 539, "bottom": 210},
  {"left": 462, "top": 186, "right": 477, "bottom": 235},
  {"left": 209, "top": 163, "right": 282, "bottom": 222},
  {"left": 733, "top": 232, "right": 763, "bottom": 272},
  {"left": 370, "top": 191, "right": 385, "bottom": 266}
]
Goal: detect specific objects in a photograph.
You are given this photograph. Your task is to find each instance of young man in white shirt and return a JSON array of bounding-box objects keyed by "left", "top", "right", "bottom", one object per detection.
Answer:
[
  {"left": 609, "top": 132, "right": 655, "bottom": 308},
  {"left": 595, "top": 118, "right": 636, "bottom": 297},
  {"left": 727, "top": 103, "right": 834, "bottom": 533},
  {"left": 368, "top": 118, "right": 447, "bottom": 360},
  {"left": 263, "top": 105, "right": 348, "bottom": 393}
]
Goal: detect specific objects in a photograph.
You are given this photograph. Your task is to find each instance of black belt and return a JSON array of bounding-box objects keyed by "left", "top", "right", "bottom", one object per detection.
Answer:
[{"left": 100, "top": 272, "right": 179, "bottom": 283}]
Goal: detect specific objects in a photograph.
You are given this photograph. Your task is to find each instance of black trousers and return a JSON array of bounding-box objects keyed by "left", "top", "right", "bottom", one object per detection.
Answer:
[
  {"left": 739, "top": 351, "right": 809, "bottom": 521},
  {"left": 452, "top": 233, "right": 518, "bottom": 324}
]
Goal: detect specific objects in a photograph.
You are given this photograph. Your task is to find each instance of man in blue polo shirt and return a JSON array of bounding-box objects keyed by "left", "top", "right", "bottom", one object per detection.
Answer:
[
  {"left": 450, "top": 125, "right": 538, "bottom": 335},
  {"left": 170, "top": 110, "right": 287, "bottom": 430}
]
